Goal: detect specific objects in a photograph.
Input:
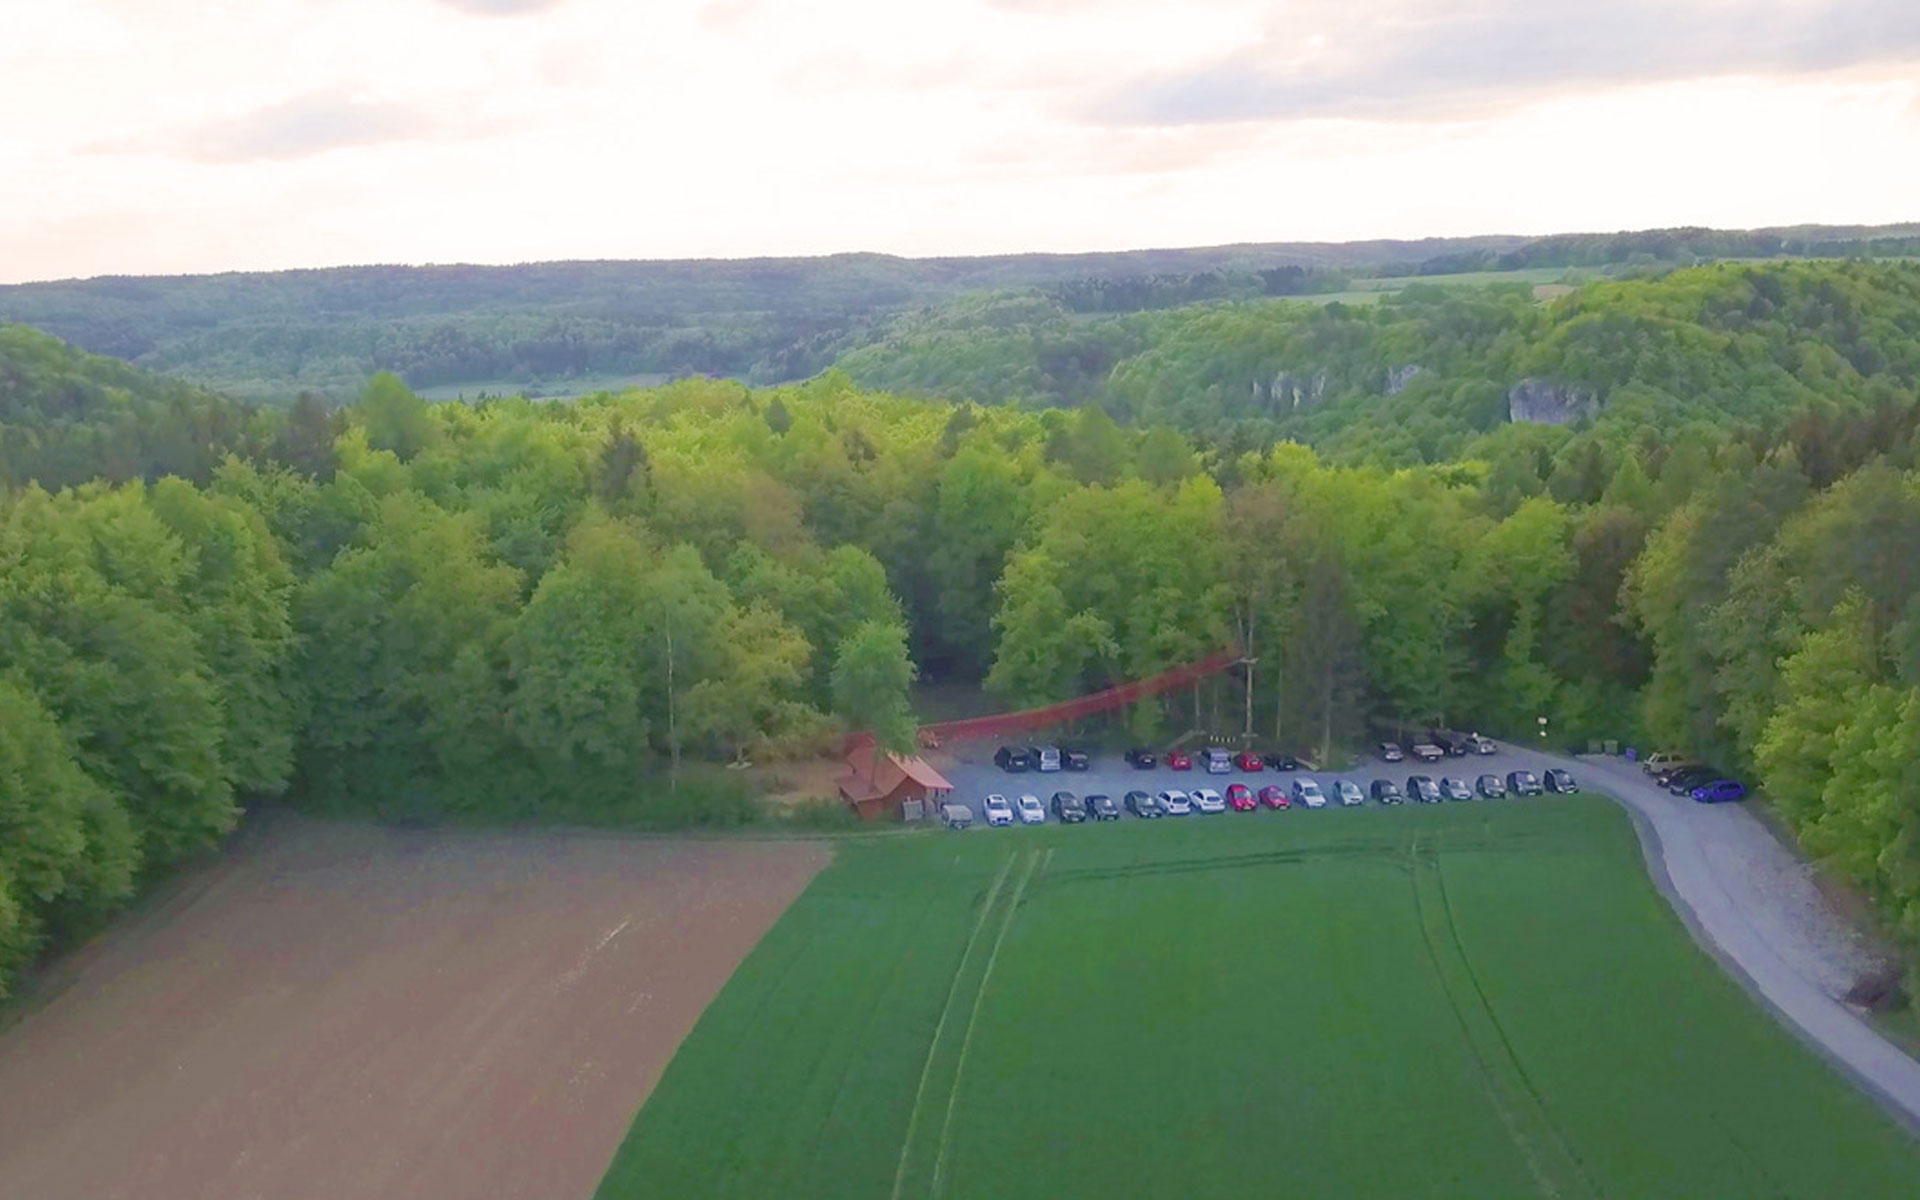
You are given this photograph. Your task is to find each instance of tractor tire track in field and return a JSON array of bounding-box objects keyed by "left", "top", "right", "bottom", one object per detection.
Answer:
[
  {"left": 1406, "top": 836, "right": 1598, "bottom": 1200},
  {"left": 889, "top": 852, "right": 1017, "bottom": 1200},
  {"left": 929, "top": 847, "right": 1048, "bottom": 1199},
  {"left": 1430, "top": 851, "right": 1604, "bottom": 1200}
]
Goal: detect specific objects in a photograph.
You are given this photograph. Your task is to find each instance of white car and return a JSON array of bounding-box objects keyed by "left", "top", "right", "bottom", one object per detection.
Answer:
[
  {"left": 1291, "top": 778, "right": 1326, "bottom": 809},
  {"left": 1158, "top": 789, "right": 1193, "bottom": 816},
  {"left": 982, "top": 794, "right": 1014, "bottom": 827},
  {"left": 1034, "top": 746, "right": 1062, "bottom": 772},
  {"left": 1334, "top": 779, "right": 1365, "bottom": 807},
  {"left": 1015, "top": 794, "right": 1045, "bottom": 824},
  {"left": 1191, "top": 787, "right": 1226, "bottom": 814}
]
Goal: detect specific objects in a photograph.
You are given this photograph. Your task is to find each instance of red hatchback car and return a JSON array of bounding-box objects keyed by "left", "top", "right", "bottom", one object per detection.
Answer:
[
  {"left": 1166, "top": 749, "right": 1192, "bottom": 771},
  {"left": 1226, "top": 783, "right": 1256, "bottom": 811},
  {"left": 1235, "top": 751, "right": 1264, "bottom": 772},
  {"left": 1258, "top": 785, "right": 1288, "bottom": 810}
]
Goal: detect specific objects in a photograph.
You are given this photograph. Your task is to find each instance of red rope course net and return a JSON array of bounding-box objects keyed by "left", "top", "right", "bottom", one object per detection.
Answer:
[{"left": 917, "top": 649, "right": 1242, "bottom": 747}]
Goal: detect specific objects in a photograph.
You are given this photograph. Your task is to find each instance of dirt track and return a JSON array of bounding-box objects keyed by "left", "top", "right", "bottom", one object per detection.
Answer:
[{"left": 0, "top": 815, "right": 828, "bottom": 1200}]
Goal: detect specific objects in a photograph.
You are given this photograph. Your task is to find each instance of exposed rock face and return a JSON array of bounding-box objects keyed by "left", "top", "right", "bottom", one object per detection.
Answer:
[
  {"left": 1260, "top": 368, "right": 1328, "bottom": 411},
  {"left": 1385, "top": 364, "right": 1424, "bottom": 395},
  {"left": 1508, "top": 377, "right": 1600, "bottom": 425}
]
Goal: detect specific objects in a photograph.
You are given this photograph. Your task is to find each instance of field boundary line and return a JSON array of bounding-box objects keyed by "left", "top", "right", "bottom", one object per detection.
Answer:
[
  {"left": 929, "top": 847, "right": 1047, "bottom": 1198},
  {"left": 888, "top": 852, "right": 1017, "bottom": 1200}
]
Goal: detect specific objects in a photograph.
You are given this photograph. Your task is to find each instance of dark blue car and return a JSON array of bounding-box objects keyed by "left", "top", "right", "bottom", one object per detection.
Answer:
[{"left": 1691, "top": 779, "right": 1747, "bottom": 804}]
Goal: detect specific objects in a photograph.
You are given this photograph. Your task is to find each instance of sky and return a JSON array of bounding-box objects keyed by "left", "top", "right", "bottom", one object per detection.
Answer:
[{"left": 3, "top": 0, "right": 1919, "bottom": 283}]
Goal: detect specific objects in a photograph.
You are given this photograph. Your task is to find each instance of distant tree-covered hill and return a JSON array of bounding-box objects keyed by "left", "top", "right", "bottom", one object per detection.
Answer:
[
  {"left": 0, "top": 324, "right": 271, "bottom": 489},
  {"left": 839, "top": 260, "right": 1920, "bottom": 466},
  {"left": 4, "top": 222, "right": 1916, "bottom": 403}
]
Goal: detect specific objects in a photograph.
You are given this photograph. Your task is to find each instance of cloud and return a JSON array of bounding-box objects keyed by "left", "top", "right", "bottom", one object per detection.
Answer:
[
  {"left": 182, "top": 94, "right": 436, "bottom": 162},
  {"left": 1091, "top": 0, "right": 1920, "bottom": 125},
  {"left": 434, "top": 0, "right": 570, "bottom": 15}
]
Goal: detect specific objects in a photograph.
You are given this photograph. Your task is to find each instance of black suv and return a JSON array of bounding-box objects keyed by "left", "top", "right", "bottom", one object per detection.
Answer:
[
  {"left": 1543, "top": 768, "right": 1579, "bottom": 794},
  {"left": 1125, "top": 789, "right": 1162, "bottom": 818},
  {"left": 1371, "top": 779, "right": 1404, "bottom": 804},
  {"left": 1124, "top": 748, "right": 1157, "bottom": 769},
  {"left": 994, "top": 745, "right": 1032, "bottom": 773},
  {"left": 1062, "top": 747, "right": 1091, "bottom": 771},
  {"left": 1265, "top": 753, "right": 1303, "bottom": 771},
  {"left": 1665, "top": 766, "right": 1721, "bottom": 795},
  {"left": 1086, "top": 793, "right": 1120, "bottom": 821},
  {"left": 1052, "top": 791, "right": 1087, "bottom": 822},
  {"left": 1407, "top": 775, "right": 1442, "bottom": 803},
  {"left": 1507, "top": 770, "right": 1543, "bottom": 796}
]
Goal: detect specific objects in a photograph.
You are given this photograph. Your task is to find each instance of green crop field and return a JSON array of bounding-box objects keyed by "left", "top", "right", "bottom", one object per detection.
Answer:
[{"left": 594, "top": 799, "right": 1920, "bottom": 1199}]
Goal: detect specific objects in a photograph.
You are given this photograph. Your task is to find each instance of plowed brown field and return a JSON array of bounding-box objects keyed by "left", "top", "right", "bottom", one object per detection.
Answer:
[{"left": 0, "top": 815, "right": 827, "bottom": 1200}]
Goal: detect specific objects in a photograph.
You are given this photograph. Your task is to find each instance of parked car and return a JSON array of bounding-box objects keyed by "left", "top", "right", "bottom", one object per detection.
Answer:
[
  {"left": 1642, "top": 752, "right": 1690, "bottom": 776},
  {"left": 1507, "top": 771, "right": 1543, "bottom": 796},
  {"left": 1226, "top": 783, "right": 1256, "bottom": 811},
  {"left": 1167, "top": 749, "right": 1193, "bottom": 771},
  {"left": 1334, "top": 779, "right": 1365, "bottom": 807},
  {"left": 1265, "top": 752, "right": 1304, "bottom": 771},
  {"left": 1258, "top": 784, "right": 1289, "bottom": 810},
  {"left": 1016, "top": 794, "right": 1046, "bottom": 823},
  {"left": 1292, "top": 778, "right": 1327, "bottom": 809},
  {"left": 1125, "top": 789, "right": 1163, "bottom": 818},
  {"left": 994, "top": 745, "right": 1032, "bottom": 773},
  {"left": 1032, "top": 745, "right": 1062, "bottom": 773},
  {"left": 1061, "top": 747, "right": 1091, "bottom": 771},
  {"left": 1378, "top": 742, "right": 1405, "bottom": 763},
  {"left": 1235, "top": 751, "right": 1264, "bottom": 772},
  {"left": 1439, "top": 776, "right": 1473, "bottom": 801},
  {"left": 1666, "top": 766, "right": 1722, "bottom": 795},
  {"left": 1659, "top": 763, "right": 1716, "bottom": 789},
  {"left": 940, "top": 802, "right": 972, "bottom": 830},
  {"left": 1124, "top": 748, "right": 1158, "bottom": 769},
  {"left": 1407, "top": 775, "right": 1442, "bottom": 803},
  {"left": 1691, "top": 779, "right": 1748, "bottom": 804},
  {"left": 1411, "top": 743, "right": 1446, "bottom": 764},
  {"left": 1428, "top": 731, "right": 1470, "bottom": 758},
  {"left": 1371, "top": 779, "right": 1404, "bottom": 804},
  {"left": 1192, "top": 787, "right": 1227, "bottom": 814},
  {"left": 1158, "top": 789, "right": 1193, "bottom": 816},
  {"left": 1466, "top": 733, "right": 1498, "bottom": 756},
  {"left": 1544, "top": 768, "right": 1579, "bottom": 794},
  {"left": 1052, "top": 791, "right": 1086, "bottom": 822},
  {"left": 1476, "top": 774, "right": 1507, "bottom": 798},
  {"left": 1199, "top": 747, "right": 1233, "bottom": 775},
  {"left": 1086, "top": 792, "right": 1120, "bottom": 820},
  {"left": 982, "top": 794, "right": 1014, "bottom": 826}
]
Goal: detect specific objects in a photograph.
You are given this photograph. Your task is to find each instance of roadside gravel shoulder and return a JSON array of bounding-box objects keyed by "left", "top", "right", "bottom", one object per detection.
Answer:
[{"left": 1515, "top": 747, "right": 1920, "bottom": 1137}]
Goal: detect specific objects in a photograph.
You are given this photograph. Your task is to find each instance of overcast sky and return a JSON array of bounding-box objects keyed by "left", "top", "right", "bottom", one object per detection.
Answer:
[{"left": 3, "top": 0, "right": 1918, "bottom": 283}]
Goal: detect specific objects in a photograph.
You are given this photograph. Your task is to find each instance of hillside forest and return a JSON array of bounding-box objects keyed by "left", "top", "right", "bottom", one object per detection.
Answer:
[{"left": 1, "top": 258, "right": 1919, "bottom": 1001}]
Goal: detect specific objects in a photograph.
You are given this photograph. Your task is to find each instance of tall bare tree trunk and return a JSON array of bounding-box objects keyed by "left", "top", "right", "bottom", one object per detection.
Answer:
[{"left": 665, "top": 623, "right": 679, "bottom": 792}]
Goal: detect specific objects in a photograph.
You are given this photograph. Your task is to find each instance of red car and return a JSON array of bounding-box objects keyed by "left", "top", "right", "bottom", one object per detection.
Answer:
[
  {"left": 1258, "top": 785, "right": 1288, "bottom": 810},
  {"left": 1166, "top": 749, "right": 1192, "bottom": 771},
  {"left": 1235, "top": 751, "right": 1264, "bottom": 772},
  {"left": 1226, "top": 783, "right": 1256, "bottom": 811}
]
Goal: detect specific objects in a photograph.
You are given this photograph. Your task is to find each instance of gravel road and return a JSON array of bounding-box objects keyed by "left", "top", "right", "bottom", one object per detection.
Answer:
[{"left": 1510, "top": 746, "right": 1920, "bottom": 1137}]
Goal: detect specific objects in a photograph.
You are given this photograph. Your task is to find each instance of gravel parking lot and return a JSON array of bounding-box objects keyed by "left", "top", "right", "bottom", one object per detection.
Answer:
[{"left": 937, "top": 739, "right": 1545, "bottom": 823}]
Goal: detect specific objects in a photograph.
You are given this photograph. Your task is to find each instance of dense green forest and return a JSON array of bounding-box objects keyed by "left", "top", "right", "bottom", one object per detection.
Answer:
[
  {"left": 3, "top": 223, "right": 1915, "bottom": 402},
  {"left": 2, "top": 254, "right": 1920, "bottom": 1001}
]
